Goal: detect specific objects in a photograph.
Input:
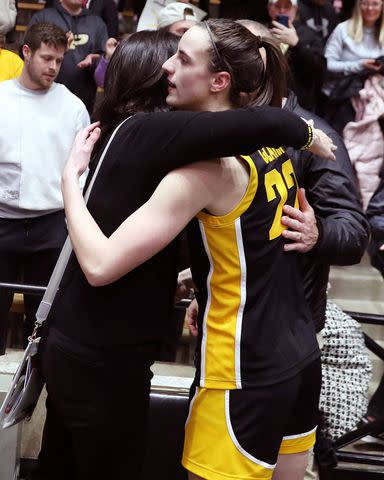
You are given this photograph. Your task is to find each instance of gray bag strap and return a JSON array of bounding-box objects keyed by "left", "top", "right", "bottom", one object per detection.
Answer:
[{"left": 35, "top": 116, "right": 132, "bottom": 327}]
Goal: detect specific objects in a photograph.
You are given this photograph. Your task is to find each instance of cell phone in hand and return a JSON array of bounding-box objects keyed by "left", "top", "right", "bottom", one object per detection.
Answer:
[{"left": 275, "top": 14, "right": 289, "bottom": 27}]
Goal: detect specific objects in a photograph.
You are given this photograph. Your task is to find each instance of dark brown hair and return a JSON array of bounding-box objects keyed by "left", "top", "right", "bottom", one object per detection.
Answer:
[
  {"left": 199, "top": 18, "right": 287, "bottom": 107},
  {"left": 94, "top": 29, "right": 179, "bottom": 149},
  {"left": 23, "top": 23, "right": 67, "bottom": 53}
]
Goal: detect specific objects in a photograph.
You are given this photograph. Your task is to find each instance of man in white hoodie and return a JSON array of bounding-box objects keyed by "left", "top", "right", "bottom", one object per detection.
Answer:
[{"left": 0, "top": 22, "right": 89, "bottom": 353}]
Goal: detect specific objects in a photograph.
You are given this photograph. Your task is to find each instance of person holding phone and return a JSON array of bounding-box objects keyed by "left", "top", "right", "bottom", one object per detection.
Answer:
[
  {"left": 323, "top": 0, "right": 384, "bottom": 205},
  {"left": 267, "top": 0, "right": 327, "bottom": 112},
  {"left": 322, "top": 0, "right": 384, "bottom": 130}
]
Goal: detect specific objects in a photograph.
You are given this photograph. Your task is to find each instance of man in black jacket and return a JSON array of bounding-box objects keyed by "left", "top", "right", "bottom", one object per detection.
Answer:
[
  {"left": 241, "top": 23, "right": 368, "bottom": 316},
  {"left": 283, "top": 91, "right": 369, "bottom": 333}
]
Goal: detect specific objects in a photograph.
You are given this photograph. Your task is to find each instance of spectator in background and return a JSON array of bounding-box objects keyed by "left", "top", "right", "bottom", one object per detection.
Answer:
[
  {"left": 0, "top": 0, "right": 16, "bottom": 35},
  {"left": 267, "top": 0, "right": 327, "bottom": 112},
  {"left": 86, "top": 0, "right": 118, "bottom": 37},
  {"left": 297, "top": 0, "right": 338, "bottom": 41},
  {"left": 0, "top": 23, "right": 89, "bottom": 355},
  {"left": 204, "top": 0, "right": 270, "bottom": 22},
  {"left": 29, "top": 0, "right": 108, "bottom": 113},
  {"left": 137, "top": 0, "right": 206, "bottom": 32},
  {"left": 323, "top": 0, "right": 384, "bottom": 207},
  {"left": 45, "top": 0, "right": 119, "bottom": 38},
  {"left": 0, "top": 33, "right": 23, "bottom": 81},
  {"left": 157, "top": 1, "right": 206, "bottom": 35},
  {"left": 325, "top": 0, "right": 384, "bottom": 74},
  {"left": 95, "top": 1, "right": 204, "bottom": 89},
  {"left": 322, "top": 0, "right": 384, "bottom": 132},
  {"left": 94, "top": 36, "right": 118, "bottom": 88}
]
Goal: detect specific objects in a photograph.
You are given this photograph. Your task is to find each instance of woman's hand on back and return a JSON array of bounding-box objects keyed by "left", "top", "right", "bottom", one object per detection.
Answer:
[{"left": 308, "top": 128, "right": 337, "bottom": 161}]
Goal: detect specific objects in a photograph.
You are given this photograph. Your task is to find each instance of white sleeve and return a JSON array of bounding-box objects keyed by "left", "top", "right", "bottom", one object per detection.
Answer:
[
  {"left": 76, "top": 106, "right": 91, "bottom": 190},
  {"left": 8, "top": 0, "right": 17, "bottom": 26},
  {"left": 77, "top": 105, "right": 91, "bottom": 132},
  {"left": 325, "top": 23, "right": 363, "bottom": 74}
]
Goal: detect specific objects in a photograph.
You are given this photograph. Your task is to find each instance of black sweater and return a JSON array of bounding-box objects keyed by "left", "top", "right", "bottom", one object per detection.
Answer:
[{"left": 50, "top": 107, "right": 311, "bottom": 347}]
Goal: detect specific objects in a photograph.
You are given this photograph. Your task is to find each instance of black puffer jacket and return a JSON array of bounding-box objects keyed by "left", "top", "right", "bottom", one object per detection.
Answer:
[{"left": 285, "top": 92, "right": 369, "bottom": 332}]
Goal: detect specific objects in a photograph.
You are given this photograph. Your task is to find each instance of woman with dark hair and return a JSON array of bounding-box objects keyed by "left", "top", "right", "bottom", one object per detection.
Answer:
[
  {"left": 94, "top": 29, "right": 180, "bottom": 133},
  {"left": 33, "top": 24, "right": 334, "bottom": 480},
  {"left": 58, "top": 20, "right": 333, "bottom": 479}
]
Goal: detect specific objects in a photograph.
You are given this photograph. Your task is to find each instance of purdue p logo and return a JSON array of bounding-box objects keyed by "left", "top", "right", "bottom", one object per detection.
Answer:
[{"left": 68, "top": 34, "right": 89, "bottom": 49}]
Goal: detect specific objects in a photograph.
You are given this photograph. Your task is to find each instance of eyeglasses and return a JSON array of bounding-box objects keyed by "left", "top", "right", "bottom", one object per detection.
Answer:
[{"left": 360, "top": 1, "right": 383, "bottom": 9}]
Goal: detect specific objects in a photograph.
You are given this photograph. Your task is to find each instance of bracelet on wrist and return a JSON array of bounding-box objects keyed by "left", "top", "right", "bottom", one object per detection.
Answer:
[{"left": 300, "top": 119, "right": 314, "bottom": 150}]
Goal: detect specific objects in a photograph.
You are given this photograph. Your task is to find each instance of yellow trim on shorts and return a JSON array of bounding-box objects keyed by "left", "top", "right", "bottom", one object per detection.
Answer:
[
  {"left": 279, "top": 427, "right": 317, "bottom": 455},
  {"left": 183, "top": 388, "right": 274, "bottom": 480}
]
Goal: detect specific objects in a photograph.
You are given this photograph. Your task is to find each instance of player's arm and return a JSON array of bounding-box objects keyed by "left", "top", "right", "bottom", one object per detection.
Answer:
[{"left": 62, "top": 127, "right": 222, "bottom": 286}]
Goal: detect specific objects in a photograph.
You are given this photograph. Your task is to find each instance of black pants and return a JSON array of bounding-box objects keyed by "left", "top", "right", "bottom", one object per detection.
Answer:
[
  {"left": 31, "top": 327, "right": 157, "bottom": 480},
  {"left": 0, "top": 211, "right": 66, "bottom": 353}
]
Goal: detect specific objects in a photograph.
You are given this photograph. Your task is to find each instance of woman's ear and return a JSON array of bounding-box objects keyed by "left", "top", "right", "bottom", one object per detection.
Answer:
[{"left": 210, "top": 71, "right": 231, "bottom": 93}]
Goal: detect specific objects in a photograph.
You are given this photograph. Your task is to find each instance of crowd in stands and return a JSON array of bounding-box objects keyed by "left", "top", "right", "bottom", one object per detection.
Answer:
[{"left": 0, "top": 1, "right": 384, "bottom": 480}]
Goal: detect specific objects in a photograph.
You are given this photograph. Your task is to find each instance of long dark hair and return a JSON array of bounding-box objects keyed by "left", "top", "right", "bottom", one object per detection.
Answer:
[
  {"left": 200, "top": 18, "right": 287, "bottom": 107},
  {"left": 94, "top": 29, "right": 179, "bottom": 150}
]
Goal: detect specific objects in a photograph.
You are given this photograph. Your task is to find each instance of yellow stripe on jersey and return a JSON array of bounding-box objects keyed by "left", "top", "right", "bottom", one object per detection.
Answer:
[
  {"left": 197, "top": 156, "right": 258, "bottom": 389},
  {"left": 198, "top": 219, "right": 244, "bottom": 388}
]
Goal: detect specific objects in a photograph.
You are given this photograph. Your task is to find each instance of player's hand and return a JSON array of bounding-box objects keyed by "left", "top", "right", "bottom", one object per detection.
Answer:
[
  {"left": 380, "top": 243, "right": 384, "bottom": 251},
  {"left": 187, "top": 298, "right": 199, "bottom": 337},
  {"left": 308, "top": 128, "right": 337, "bottom": 161},
  {"left": 64, "top": 122, "right": 101, "bottom": 178},
  {"left": 281, "top": 189, "right": 318, "bottom": 253}
]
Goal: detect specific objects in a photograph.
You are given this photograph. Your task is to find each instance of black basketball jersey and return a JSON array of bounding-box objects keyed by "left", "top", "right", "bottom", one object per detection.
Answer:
[{"left": 188, "top": 148, "right": 320, "bottom": 389}]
